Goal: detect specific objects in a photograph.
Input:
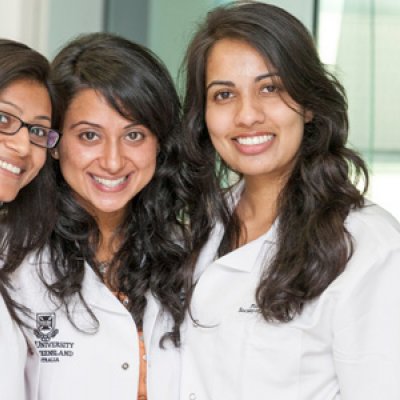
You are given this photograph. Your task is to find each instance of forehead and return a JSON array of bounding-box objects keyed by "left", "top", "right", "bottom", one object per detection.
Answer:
[
  {"left": 0, "top": 79, "right": 51, "bottom": 117},
  {"left": 206, "top": 39, "right": 275, "bottom": 81}
]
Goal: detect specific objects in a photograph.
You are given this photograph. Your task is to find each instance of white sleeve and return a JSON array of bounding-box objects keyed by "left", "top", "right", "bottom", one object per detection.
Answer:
[{"left": 333, "top": 248, "right": 400, "bottom": 399}]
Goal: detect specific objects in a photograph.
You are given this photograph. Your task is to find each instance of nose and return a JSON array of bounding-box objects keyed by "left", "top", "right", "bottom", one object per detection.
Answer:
[
  {"left": 5, "top": 127, "right": 31, "bottom": 156},
  {"left": 99, "top": 140, "right": 124, "bottom": 173},
  {"left": 234, "top": 94, "right": 265, "bottom": 127}
]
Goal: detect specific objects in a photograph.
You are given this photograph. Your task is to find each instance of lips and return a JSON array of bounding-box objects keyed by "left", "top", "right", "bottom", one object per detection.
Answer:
[
  {"left": 235, "top": 134, "right": 274, "bottom": 145},
  {"left": 0, "top": 159, "right": 22, "bottom": 175},
  {"left": 92, "top": 174, "right": 128, "bottom": 188},
  {"left": 232, "top": 133, "right": 275, "bottom": 156}
]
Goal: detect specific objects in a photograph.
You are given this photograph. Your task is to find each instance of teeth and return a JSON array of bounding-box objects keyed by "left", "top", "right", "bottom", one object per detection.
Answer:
[
  {"left": 93, "top": 175, "right": 127, "bottom": 188},
  {"left": 236, "top": 135, "right": 273, "bottom": 145},
  {"left": 0, "top": 160, "right": 22, "bottom": 175}
]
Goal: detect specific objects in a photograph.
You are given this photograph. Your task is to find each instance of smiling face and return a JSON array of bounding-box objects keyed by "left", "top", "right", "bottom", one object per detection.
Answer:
[
  {"left": 205, "top": 39, "right": 311, "bottom": 187},
  {"left": 0, "top": 79, "right": 51, "bottom": 202},
  {"left": 56, "top": 88, "right": 158, "bottom": 224}
]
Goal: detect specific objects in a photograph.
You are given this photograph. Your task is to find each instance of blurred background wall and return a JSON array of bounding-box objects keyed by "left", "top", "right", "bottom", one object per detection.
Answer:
[{"left": 1, "top": 0, "right": 398, "bottom": 218}]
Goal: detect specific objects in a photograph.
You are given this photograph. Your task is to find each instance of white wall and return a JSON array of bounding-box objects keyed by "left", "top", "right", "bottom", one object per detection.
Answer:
[
  {"left": 0, "top": 0, "right": 104, "bottom": 59},
  {"left": 0, "top": 0, "right": 49, "bottom": 54},
  {"left": 47, "top": 0, "right": 104, "bottom": 58},
  {"left": 262, "top": 0, "right": 315, "bottom": 31}
]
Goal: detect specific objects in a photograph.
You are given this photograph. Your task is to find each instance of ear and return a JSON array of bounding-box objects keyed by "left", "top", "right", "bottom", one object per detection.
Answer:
[
  {"left": 51, "top": 148, "right": 59, "bottom": 160},
  {"left": 304, "top": 109, "right": 314, "bottom": 123}
]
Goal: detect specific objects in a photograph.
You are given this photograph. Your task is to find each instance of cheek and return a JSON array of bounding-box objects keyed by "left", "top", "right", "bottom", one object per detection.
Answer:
[
  {"left": 58, "top": 143, "right": 95, "bottom": 173},
  {"left": 139, "top": 147, "right": 158, "bottom": 176},
  {"left": 138, "top": 139, "right": 158, "bottom": 166},
  {"left": 31, "top": 148, "right": 47, "bottom": 175},
  {"left": 205, "top": 107, "right": 223, "bottom": 138},
  {"left": 22, "top": 148, "right": 47, "bottom": 188},
  {"left": 205, "top": 109, "right": 226, "bottom": 153}
]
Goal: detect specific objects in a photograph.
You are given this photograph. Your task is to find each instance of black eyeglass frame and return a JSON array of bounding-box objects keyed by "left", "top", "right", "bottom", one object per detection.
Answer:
[{"left": 0, "top": 110, "right": 61, "bottom": 149}]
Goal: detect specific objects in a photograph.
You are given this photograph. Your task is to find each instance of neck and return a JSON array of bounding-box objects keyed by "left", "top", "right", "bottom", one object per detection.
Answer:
[
  {"left": 236, "top": 176, "right": 283, "bottom": 245},
  {"left": 94, "top": 209, "right": 125, "bottom": 263}
]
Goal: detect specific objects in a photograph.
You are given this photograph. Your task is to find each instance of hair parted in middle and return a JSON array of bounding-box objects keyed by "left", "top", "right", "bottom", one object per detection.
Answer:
[
  {"left": 180, "top": 1, "right": 369, "bottom": 323},
  {"left": 45, "top": 32, "right": 190, "bottom": 344}
]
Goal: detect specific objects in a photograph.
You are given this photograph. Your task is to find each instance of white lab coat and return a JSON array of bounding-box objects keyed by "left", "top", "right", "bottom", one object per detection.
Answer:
[
  {"left": 11, "top": 254, "right": 178, "bottom": 400},
  {"left": 148, "top": 201, "right": 400, "bottom": 400},
  {"left": 0, "top": 293, "right": 39, "bottom": 400}
]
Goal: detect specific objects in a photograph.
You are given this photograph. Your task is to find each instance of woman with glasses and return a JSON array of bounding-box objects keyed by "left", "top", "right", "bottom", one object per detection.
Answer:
[
  {"left": 12, "top": 33, "right": 189, "bottom": 400},
  {"left": 0, "top": 38, "right": 60, "bottom": 399},
  {"left": 148, "top": 2, "right": 400, "bottom": 399}
]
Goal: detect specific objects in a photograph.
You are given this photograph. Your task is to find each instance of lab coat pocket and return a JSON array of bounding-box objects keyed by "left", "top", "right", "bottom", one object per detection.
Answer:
[
  {"left": 243, "top": 316, "right": 301, "bottom": 399},
  {"left": 210, "top": 311, "right": 254, "bottom": 400}
]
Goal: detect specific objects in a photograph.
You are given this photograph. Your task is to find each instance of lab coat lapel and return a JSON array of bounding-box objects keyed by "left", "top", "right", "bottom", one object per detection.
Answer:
[{"left": 81, "top": 263, "right": 129, "bottom": 315}]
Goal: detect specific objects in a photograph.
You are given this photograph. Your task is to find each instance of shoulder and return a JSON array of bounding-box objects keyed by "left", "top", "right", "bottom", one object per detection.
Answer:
[
  {"left": 331, "top": 201, "right": 400, "bottom": 296},
  {"left": 346, "top": 201, "right": 400, "bottom": 252},
  {"left": 11, "top": 248, "right": 54, "bottom": 297}
]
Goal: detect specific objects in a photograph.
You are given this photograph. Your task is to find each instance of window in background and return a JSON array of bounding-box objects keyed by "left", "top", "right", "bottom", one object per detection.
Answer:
[{"left": 317, "top": 0, "right": 400, "bottom": 219}]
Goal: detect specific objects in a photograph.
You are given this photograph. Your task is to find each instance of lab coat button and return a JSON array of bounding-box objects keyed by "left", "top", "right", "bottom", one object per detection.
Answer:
[
  {"left": 189, "top": 393, "right": 196, "bottom": 400},
  {"left": 121, "top": 362, "right": 129, "bottom": 370}
]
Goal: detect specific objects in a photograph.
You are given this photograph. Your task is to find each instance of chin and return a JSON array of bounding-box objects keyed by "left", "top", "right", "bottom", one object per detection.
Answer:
[
  {"left": 0, "top": 191, "right": 18, "bottom": 203},
  {"left": 94, "top": 202, "right": 128, "bottom": 214}
]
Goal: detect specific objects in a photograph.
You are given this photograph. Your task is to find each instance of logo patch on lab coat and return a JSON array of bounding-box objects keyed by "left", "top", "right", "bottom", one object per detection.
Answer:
[
  {"left": 34, "top": 312, "right": 59, "bottom": 341},
  {"left": 33, "top": 312, "right": 75, "bottom": 363}
]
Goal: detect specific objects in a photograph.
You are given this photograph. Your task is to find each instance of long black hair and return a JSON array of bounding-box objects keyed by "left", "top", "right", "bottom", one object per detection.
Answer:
[
  {"left": 46, "top": 33, "right": 190, "bottom": 344},
  {"left": 0, "top": 38, "right": 56, "bottom": 325},
  {"left": 181, "top": 1, "right": 368, "bottom": 322}
]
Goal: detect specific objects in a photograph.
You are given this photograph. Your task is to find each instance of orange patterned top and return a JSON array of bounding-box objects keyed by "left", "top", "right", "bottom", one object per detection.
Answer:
[
  {"left": 137, "top": 331, "right": 147, "bottom": 400},
  {"left": 116, "top": 292, "right": 147, "bottom": 400}
]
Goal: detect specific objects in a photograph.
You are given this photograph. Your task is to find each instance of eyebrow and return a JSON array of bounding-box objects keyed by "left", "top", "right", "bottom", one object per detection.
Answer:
[
  {"left": 35, "top": 116, "right": 51, "bottom": 122},
  {"left": 0, "top": 100, "right": 51, "bottom": 122},
  {"left": 68, "top": 120, "right": 140, "bottom": 130},
  {"left": 0, "top": 100, "right": 23, "bottom": 114},
  {"left": 206, "top": 72, "right": 280, "bottom": 91}
]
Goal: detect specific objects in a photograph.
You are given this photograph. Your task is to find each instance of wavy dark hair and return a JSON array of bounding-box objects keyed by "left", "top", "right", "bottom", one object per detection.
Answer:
[
  {"left": 181, "top": 1, "right": 369, "bottom": 322},
  {"left": 45, "top": 32, "right": 189, "bottom": 344},
  {"left": 0, "top": 38, "right": 56, "bottom": 325}
]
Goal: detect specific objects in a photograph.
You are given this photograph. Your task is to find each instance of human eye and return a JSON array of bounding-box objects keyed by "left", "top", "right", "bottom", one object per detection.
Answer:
[
  {"left": 261, "top": 84, "right": 279, "bottom": 94},
  {"left": 29, "top": 126, "right": 48, "bottom": 138},
  {"left": 79, "top": 131, "right": 99, "bottom": 142},
  {"left": 0, "top": 113, "right": 9, "bottom": 124},
  {"left": 214, "top": 90, "right": 234, "bottom": 101},
  {"left": 0, "top": 112, "right": 13, "bottom": 128},
  {"left": 125, "top": 131, "right": 145, "bottom": 142}
]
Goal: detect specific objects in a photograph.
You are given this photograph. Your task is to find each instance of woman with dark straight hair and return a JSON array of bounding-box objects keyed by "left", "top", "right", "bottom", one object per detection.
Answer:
[
  {"left": 12, "top": 32, "right": 189, "bottom": 400},
  {"left": 149, "top": 2, "right": 400, "bottom": 399},
  {"left": 0, "top": 38, "right": 60, "bottom": 399}
]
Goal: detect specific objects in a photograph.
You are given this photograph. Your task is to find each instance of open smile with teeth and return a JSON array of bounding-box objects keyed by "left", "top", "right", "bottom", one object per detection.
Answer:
[
  {"left": 0, "top": 160, "right": 22, "bottom": 175},
  {"left": 236, "top": 134, "right": 274, "bottom": 145},
  {"left": 93, "top": 175, "right": 128, "bottom": 188}
]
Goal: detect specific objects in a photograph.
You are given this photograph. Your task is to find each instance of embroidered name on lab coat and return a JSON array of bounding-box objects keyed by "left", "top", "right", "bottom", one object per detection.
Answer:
[
  {"left": 33, "top": 312, "right": 75, "bottom": 363},
  {"left": 238, "top": 303, "right": 260, "bottom": 313}
]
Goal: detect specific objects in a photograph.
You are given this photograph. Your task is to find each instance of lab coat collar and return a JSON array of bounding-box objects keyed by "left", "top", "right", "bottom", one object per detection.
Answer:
[
  {"left": 81, "top": 262, "right": 130, "bottom": 315},
  {"left": 213, "top": 218, "right": 278, "bottom": 272},
  {"left": 25, "top": 250, "right": 131, "bottom": 316},
  {"left": 215, "top": 180, "right": 278, "bottom": 272},
  {"left": 195, "top": 181, "right": 279, "bottom": 274}
]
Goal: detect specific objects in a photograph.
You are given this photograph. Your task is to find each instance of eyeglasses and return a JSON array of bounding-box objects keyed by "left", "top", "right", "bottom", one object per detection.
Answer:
[{"left": 0, "top": 110, "right": 61, "bottom": 149}]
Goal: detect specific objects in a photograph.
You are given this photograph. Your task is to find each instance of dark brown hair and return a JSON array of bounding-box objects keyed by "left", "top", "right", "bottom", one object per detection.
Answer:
[
  {"left": 0, "top": 38, "right": 56, "bottom": 325},
  {"left": 46, "top": 33, "right": 190, "bottom": 344},
  {"left": 181, "top": 1, "right": 368, "bottom": 322}
]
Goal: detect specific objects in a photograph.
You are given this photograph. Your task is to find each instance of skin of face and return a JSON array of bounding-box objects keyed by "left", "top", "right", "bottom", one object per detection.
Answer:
[
  {"left": 54, "top": 88, "right": 158, "bottom": 226},
  {"left": 205, "top": 39, "right": 312, "bottom": 188},
  {"left": 0, "top": 79, "right": 51, "bottom": 202}
]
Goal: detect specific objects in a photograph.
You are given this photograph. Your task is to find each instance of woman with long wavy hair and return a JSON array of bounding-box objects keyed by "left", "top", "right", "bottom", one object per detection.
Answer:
[
  {"left": 152, "top": 2, "right": 400, "bottom": 399},
  {"left": 0, "top": 38, "right": 60, "bottom": 399},
  {"left": 12, "top": 32, "right": 189, "bottom": 400}
]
